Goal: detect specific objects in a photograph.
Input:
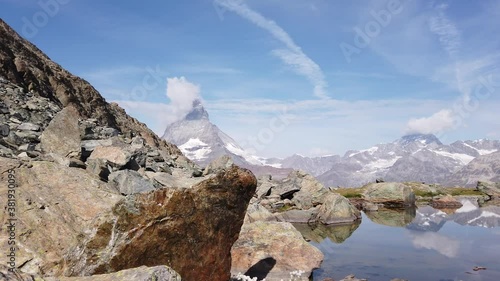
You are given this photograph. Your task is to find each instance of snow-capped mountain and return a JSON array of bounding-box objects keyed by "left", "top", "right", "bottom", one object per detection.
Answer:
[
  {"left": 162, "top": 100, "right": 291, "bottom": 177},
  {"left": 296, "top": 134, "right": 500, "bottom": 187},
  {"left": 162, "top": 99, "right": 262, "bottom": 166},
  {"left": 162, "top": 101, "right": 499, "bottom": 186}
]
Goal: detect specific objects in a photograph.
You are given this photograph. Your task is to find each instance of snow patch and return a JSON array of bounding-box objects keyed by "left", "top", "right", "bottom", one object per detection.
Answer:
[
  {"left": 225, "top": 143, "right": 263, "bottom": 166},
  {"left": 431, "top": 150, "right": 475, "bottom": 165},
  {"left": 477, "top": 149, "right": 497, "bottom": 155},
  {"left": 349, "top": 146, "right": 378, "bottom": 157},
  {"left": 179, "top": 138, "right": 208, "bottom": 149},
  {"left": 179, "top": 138, "right": 212, "bottom": 160},
  {"left": 456, "top": 200, "right": 479, "bottom": 213},
  {"left": 463, "top": 143, "right": 497, "bottom": 155},
  {"left": 362, "top": 156, "right": 402, "bottom": 173}
]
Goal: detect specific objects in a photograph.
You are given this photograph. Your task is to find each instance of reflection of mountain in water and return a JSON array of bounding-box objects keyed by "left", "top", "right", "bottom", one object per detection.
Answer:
[
  {"left": 293, "top": 221, "right": 361, "bottom": 243},
  {"left": 364, "top": 207, "right": 416, "bottom": 227},
  {"left": 451, "top": 206, "right": 500, "bottom": 228},
  {"left": 406, "top": 200, "right": 500, "bottom": 231},
  {"left": 406, "top": 206, "right": 448, "bottom": 232}
]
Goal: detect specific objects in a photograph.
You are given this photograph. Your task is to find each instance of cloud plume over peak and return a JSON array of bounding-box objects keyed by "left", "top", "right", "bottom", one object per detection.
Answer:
[
  {"left": 166, "top": 76, "right": 202, "bottom": 120},
  {"left": 405, "top": 109, "right": 455, "bottom": 135}
]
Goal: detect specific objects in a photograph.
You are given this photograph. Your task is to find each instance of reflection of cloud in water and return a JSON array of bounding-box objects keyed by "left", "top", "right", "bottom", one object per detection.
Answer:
[{"left": 409, "top": 231, "right": 460, "bottom": 258}]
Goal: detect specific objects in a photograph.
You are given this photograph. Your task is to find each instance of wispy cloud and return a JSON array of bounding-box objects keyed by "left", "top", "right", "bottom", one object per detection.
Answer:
[
  {"left": 214, "top": 0, "right": 329, "bottom": 99},
  {"left": 429, "top": 3, "right": 461, "bottom": 59}
]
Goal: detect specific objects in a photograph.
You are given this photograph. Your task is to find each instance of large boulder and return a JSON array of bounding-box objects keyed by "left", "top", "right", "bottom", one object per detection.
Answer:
[
  {"left": 88, "top": 146, "right": 132, "bottom": 169},
  {"left": 40, "top": 105, "right": 81, "bottom": 157},
  {"left": 0, "top": 158, "right": 256, "bottom": 281},
  {"left": 362, "top": 182, "right": 416, "bottom": 208},
  {"left": 231, "top": 221, "right": 323, "bottom": 281},
  {"left": 317, "top": 193, "right": 361, "bottom": 224},
  {"left": 271, "top": 170, "right": 328, "bottom": 209},
  {"left": 108, "top": 170, "right": 156, "bottom": 195}
]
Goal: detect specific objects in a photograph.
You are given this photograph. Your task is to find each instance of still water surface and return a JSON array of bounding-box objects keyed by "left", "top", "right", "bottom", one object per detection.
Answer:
[{"left": 296, "top": 201, "right": 500, "bottom": 281}]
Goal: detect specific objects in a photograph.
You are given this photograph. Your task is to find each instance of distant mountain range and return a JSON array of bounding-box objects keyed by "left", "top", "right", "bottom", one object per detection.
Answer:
[{"left": 162, "top": 101, "right": 500, "bottom": 187}]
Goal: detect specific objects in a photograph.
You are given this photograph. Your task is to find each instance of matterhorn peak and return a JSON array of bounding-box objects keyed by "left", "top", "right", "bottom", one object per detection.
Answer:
[
  {"left": 398, "top": 133, "right": 442, "bottom": 146},
  {"left": 184, "top": 99, "right": 209, "bottom": 121}
]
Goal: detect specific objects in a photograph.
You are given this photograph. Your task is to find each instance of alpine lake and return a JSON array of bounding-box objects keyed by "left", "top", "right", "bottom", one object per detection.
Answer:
[{"left": 294, "top": 200, "right": 500, "bottom": 281}]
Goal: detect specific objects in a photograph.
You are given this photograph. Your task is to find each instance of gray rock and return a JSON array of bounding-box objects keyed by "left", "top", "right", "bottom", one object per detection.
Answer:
[
  {"left": 88, "top": 146, "right": 132, "bottom": 169},
  {"left": 203, "top": 155, "right": 234, "bottom": 175},
  {"left": 41, "top": 105, "right": 81, "bottom": 157},
  {"left": 81, "top": 139, "right": 113, "bottom": 152},
  {"left": 274, "top": 208, "right": 319, "bottom": 223},
  {"left": 109, "top": 170, "right": 156, "bottom": 195},
  {"left": 0, "top": 124, "right": 10, "bottom": 136},
  {"left": 86, "top": 158, "right": 111, "bottom": 181},
  {"left": 17, "top": 122, "right": 40, "bottom": 131},
  {"left": 362, "top": 202, "right": 379, "bottom": 212},
  {"left": 317, "top": 193, "right": 361, "bottom": 224},
  {"left": 244, "top": 203, "right": 279, "bottom": 224},
  {"left": 363, "top": 182, "right": 416, "bottom": 208}
]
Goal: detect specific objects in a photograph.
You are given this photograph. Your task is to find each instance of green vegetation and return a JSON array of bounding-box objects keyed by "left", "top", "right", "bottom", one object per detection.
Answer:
[
  {"left": 413, "top": 190, "right": 443, "bottom": 197},
  {"left": 334, "top": 188, "right": 364, "bottom": 198},
  {"left": 445, "top": 188, "right": 484, "bottom": 196},
  {"left": 277, "top": 204, "right": 293, "bottom": 212}
]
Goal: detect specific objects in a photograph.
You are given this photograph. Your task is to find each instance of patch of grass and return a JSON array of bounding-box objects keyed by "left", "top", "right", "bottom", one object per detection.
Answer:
[
  {"left": 413, "top": 190, "right": 443, "bottom": 197},
  {"left": 445, "top": 188, "right": 484, "bottom": 196},
  {"left": 342, "top": 192, "right": 363, "bottom": 198},
  {"left": 277, "top": 204, "right": 293, "bottom": 212},
  {"left": 334, "top": 188, "right": 364, "bottom": 198}
]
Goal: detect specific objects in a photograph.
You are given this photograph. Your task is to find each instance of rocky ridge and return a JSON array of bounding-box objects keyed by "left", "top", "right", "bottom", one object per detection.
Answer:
[{"left": 0, "top": 19, "right": 257, "bottom": 281}]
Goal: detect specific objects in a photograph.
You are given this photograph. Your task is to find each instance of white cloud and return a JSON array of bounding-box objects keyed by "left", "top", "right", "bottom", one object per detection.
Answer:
[
  {"left": 214, "top": 0, "right": 329, "bottom": 99},
  {"left": 112, "top": 76, "right": 202, "bottom": 136},
  {"left": 410, "top": 231, "right": 460, "bottom": 258},
  {"left": 406, "top": 109, "right": 455, "bottom": 135},
  {"left": 429, "top": 3, "right": 461, "bottom": 59}
]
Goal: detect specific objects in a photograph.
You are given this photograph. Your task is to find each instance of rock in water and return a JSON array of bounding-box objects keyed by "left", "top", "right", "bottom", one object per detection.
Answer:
[
  {"left": 317, "top": 193, "right": 361, "bottom": 224},
  {"left": 363, "top": 182, "right": 416, "bottom": 208}
]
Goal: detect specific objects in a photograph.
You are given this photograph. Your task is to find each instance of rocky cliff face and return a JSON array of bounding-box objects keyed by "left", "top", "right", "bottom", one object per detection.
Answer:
[
  {"left": 0, "top": 19, "right": 180, "bottom": 155},
  {"left": 0, "top": 19, "right": 257, "bottom": 281}
]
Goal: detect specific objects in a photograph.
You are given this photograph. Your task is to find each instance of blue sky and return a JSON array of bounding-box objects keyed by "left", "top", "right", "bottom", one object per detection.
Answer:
[{"left": 1, "top": 0, "right": 499, "bottom": 158}]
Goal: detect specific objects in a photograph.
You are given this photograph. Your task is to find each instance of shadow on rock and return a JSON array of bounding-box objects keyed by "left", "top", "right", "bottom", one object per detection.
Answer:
[
  {"left": 293, "top": 221, "right": 361, "bottom": 243},
  {"left": 364, "top": 207, "right": 416, "bottom": 227},
  {"left": 243, "top": 257, "right": 277, "bottom": 280}
]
